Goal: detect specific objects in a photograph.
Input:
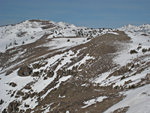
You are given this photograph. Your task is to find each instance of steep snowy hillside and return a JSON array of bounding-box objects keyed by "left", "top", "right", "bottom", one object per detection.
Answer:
[{"left": 0, "top": 20, "right": 150, "bottom": 113}]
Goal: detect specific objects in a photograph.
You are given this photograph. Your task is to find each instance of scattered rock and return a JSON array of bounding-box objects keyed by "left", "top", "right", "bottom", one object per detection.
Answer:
[
  {"left": 141, "top": 33, "right": 148, "bottom": 36},
  {"left": 9, "top": 82, "right": 17, "bottom": 87},
  {"left": 6, "top": 70, "right": 13, "bottom": 76},
  {"left": 44, "top": 76, "right": 48, "bottom": 80},
  {"left": 24, "top": 85, "right": 31, "bottom": 89},
  {"left": 113, "top": 106, "right": 129, "bottom": 113},
  {"left": 128, "top": 84, "right": 136, "bottom": 89},
  {"left": 32, "top": 71, "right": 40, "bottom": 77},
  {"left": 137, "top": 46, "right": 142, "bottom": 50},
  {"left": 146, "top": 73, "right": 150, "bottom": 81},
  {"left": 142, "top": 48, "right": 148, "bottom": 53},
  {"left": 24, "top": 104, "right": 29, "bottom": 107},
  {"left": 120, "top": 76, "right": 126, "bottom": 80},
  {"left": 0, "top": 99, "right": 4, "bottom": 105},
  {"left": 16, "top": 90, "right": 24, "bottom": 96},
  {"left": 2, "top": 109, "right": 7, "bottom": 113},
  {"left": 47, "top": 71, "right": 54, "bottom": 78},
  {"left": 17, "top": 32, "right": 27, "bottom": 37},
  {"left": 7, "top": 101, "right": 20, "bottom": 113},
  {"left": 22, "top": 94, "right": 29, "bottom": 100},
  {"left": 130, "top": 49, "right": 138, "bottom": 54}
]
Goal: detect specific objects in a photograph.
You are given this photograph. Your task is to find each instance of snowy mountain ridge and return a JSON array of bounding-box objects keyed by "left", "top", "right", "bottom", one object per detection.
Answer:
[
  {"left": 0, "top": 20, "right": 113, "bottom": 53},
  {"left": 119, "top": 24, "right": 150, "bottom": 33},
  {"left": 0, "top": 20, "right": 150, "bottom": 113}
]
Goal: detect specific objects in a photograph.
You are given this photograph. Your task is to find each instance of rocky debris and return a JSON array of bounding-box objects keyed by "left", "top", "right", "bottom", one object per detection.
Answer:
[
  {"left": 15, "top": 90, "right": 24, "bottom": 98},
  {"left": 146, "top": 73, "right": 150, "bottom": 81},
  {"left": 47, "top": 70, "right": 54, "bottom": 78},
  {"left": 130, "top": 49, "right": 138, "bottom": 54},
  {"left": 113, "top": 106, "right": 129, "bottom": 113},
  {"left": 32, "top": 62, "right": 47, "bottom": 69},
  {"left": 9, "top": 82, "right": 17, "bottom": 87},
  {"left": 24, "top": 104, "right": 30, "bottom": 108},
  {"left": 24, "top": 85, "right": 32, "bottom": 89},
  {"left": 5, "top": 70, "right": 13, "bottom": 76},
  {"left": 16, "top": 90, "right": 24, "bottom": 96},
  {"left": 6, "top": 101, "right": 20, "bottom": 113},
  {"left": 41, "top": 24, "right": 55, "bottom": 29},
  {"left": 18, "top": 65, "right": 32, "bottom": 76},
  {"left": 32, "top": 71, "right": 40, "bottom": 77},
  {"left": 137, "top": 44, "right": 142, "bottom": 50},
  {"left": 22, "top": 94, "right": 29, "bottom": 100},
  {"left": 142, "top": 48, "right": 148, "bottom": 53},
  {"left": 2, "top": 109, "right": 7, "bottom": 113},
  {"left": 57, "top": 69, "right": 77, "bottom": 77},
  {"left": 17, "top": 31, "right": 27, "bottom": 37},
  {"left": 110, "top": 66, "right": 130, "bottom": 77},
  {"left": 43, "top": 76, "right": 48, "bottom": 80}
]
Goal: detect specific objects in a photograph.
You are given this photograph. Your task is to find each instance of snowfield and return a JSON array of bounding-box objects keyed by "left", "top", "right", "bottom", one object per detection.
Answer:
[{"left": 104, "top": 84, "right": 150, "bottom": 113}]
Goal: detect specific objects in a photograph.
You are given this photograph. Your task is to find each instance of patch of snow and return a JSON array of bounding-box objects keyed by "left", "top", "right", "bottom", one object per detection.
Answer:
[
  {"left": 114, "top": 67, "right": 150, "bottom": 87},
  {"left": 66, "top": 111, "right": 70, "bottom": 113},
  {"left": 32, "top": 50, "right": 76, "bottom": 93},
  {"left": 42, "top": 75, "right": 71, "bottom": 99},
  {"left": 115, "top": 24, "right": 150, "bottom": 66},
  {"left": 21, "top": 97, "right": 38, "bottom": 110},
  {"left": 59, "top": 95, "right": 66, "bottom": 98},
  {"left": 104, "top": 84, "right": 150, "bottom": 113},
  {"left": 8, "top": 49, "right": 26, "bottom": 63},
  {"left": 68, "top": 54, "right": 95, "bottom": 69},
  {"left": 82, "top": 96, "right": 107, "bottom": 108},
  {"left": 42, "top": 103, "right": 52, "bottom": 113},
  {"left": 31, "top": 53, "right": 66, "bottom": 92},
  {"left": 92, "top": 71, "right": 112, "bottom": 84},
  {"left": 0, "top": 20, "right": 47, "bottom": 52},
  {"left": 45, "top": 37, "right": 88, "bottom": 50},
  {"left": 0, "top": 70, "right": 34, "bottom": 112},
  {"left": 108, "top": 31, "right": 119, "bottom": 35}
]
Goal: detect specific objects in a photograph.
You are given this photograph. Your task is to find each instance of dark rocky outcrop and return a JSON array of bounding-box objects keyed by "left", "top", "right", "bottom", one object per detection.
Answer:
[
  {"left": 130, "top": 49, "right": 138, "bottom": 54},
  {"left": 32, "top": 71, "right": 40, "bottom": 77},
  {"left": 9, "top": 82, "right": 17, "bottom": 87},
  {"left": 0, "top": 99, "right": 4, "bottom": 105},
  {"left": 7, "top": 101, "right": 20, "bottom": 113},
  {"left": 18, "top": 65, "right": 32, "bottom": 77}
]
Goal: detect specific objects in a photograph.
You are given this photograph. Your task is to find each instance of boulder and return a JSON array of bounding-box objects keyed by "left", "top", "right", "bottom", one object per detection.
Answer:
[
  {"left": 32, "top": 71, "right": 39, "bottom": 77},
  {"left": 7, "top": 101, "right": 20, "bottom": 113},
  {"left": 18, "top": 65, "right": 32, "bottom": 77},
  {"left": 146, "top": 73, "right": 150, "bottom": 81},
  {"left": 9, "top": 82, "right": 17, "bottom": 87},
  {"left": 0, "top": 99, "right": 4, "bottom": 105}
]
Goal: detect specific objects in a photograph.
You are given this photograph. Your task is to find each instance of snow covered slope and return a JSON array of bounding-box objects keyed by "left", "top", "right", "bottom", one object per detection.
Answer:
[
  {"left": 0, "top": 19, "right": 111, "bottom": 53},
  {"left": 0, "top": 21, "right": 150, "bottom": 113}
]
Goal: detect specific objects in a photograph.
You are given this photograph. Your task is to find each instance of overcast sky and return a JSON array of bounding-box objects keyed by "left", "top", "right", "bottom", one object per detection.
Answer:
[{"left": 0, "top": 0, "right": 150, "bottom": 28}]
